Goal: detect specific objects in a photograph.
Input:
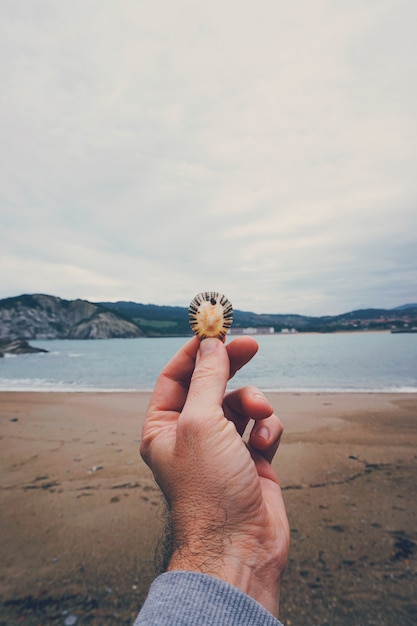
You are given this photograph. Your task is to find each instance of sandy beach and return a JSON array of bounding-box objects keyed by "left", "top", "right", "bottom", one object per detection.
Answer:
[{"left": 1, "top": 391, "right": 416, "bottom": 625}]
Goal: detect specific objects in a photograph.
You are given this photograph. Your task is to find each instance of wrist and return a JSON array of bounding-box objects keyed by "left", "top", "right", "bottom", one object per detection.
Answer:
[{"left": 167, "top": 533, "right": 285, "bottom": 617}]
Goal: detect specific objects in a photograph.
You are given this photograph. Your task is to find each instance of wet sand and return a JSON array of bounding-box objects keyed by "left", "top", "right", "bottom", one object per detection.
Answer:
[{"left": 1, "top": 391, "right": 416, "bottom": 625}]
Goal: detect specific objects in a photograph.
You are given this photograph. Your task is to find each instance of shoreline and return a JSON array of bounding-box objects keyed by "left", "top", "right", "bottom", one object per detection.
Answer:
[
  {"left": 1, "top": 391, "right": 416, "bottom": 625},
  {"left": 1, "top": 386, "right": 417, "bottom": 393}
]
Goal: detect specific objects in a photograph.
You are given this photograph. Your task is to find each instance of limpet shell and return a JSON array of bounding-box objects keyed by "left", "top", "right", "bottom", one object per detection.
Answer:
[{"left": 189, "top": 292, "right": 233, "bottom": 339}]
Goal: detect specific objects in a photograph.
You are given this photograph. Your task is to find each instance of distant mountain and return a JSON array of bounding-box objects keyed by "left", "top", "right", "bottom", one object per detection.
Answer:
[
  {"left": 99, "top": 300, "right": 417, "bottom": 335},
  {"left": 99, "top": 300, "right": 318, "bottom": 333},
  {"left": 99, "top": 301, "right": 191, "bottom": 336},
  {"left": 391, "top": 303, "right": 417, "bottom": 311},
  {"left": 0, "top": 294, "right": 144, "bottom": 340},
  {"left": 1, "top": 294, "right": 416, "bottom": 341}
]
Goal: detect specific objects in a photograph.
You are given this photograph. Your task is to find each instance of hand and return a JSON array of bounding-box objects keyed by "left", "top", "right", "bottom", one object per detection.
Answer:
[{"left": 140, "top": 336, "right": 290, "bottom": 617}]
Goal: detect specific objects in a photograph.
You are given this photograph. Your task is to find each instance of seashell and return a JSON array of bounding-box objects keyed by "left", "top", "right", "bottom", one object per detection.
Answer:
[{"left": 189, "top": 292, "right": 233, "bottom": 339}]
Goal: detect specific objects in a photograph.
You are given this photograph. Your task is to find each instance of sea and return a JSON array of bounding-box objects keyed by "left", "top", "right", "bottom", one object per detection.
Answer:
[{"left": 0, "top": 332, "right": 416, "bottom": 393}]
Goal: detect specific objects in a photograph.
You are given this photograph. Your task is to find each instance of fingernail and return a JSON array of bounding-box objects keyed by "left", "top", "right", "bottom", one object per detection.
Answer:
[
  {"left": 199, "top": 338, "right": 220, "bottom": 356},
  {"left": 254, "top": 392, "right": 273, "bottom": 411},
  {"left": 257, "top": 426, "right": 270, "bottom": 441}
]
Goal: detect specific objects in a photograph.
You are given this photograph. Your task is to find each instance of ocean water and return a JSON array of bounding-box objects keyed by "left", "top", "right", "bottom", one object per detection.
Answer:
[{"left": 0, "top": 333, "right": 416, "bottom": 393}]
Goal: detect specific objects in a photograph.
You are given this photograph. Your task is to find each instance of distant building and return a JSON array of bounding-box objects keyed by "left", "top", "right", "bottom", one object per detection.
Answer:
[
  {"left": 229, "top": 327, "right": 275, "bottom": 335},
  {"left": 280, "top": 328, "right": 298, "bottom": 334}
]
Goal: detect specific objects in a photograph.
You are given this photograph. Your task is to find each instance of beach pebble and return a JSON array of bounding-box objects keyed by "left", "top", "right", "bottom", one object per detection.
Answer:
[
  {"left": 64, "top": 615, "right": 78, "bottom": 626},
  {"left": 88, "top": 465, "right": 103, "bottom": 473}
]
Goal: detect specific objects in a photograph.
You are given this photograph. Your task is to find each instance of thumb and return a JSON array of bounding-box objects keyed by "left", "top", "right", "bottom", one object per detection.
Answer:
[{"left": 181, "top": 338, "right": 229, "bottom": 422}]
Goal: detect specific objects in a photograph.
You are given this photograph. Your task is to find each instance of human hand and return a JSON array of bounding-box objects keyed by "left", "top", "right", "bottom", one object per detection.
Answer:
[{"left": 140, "top": 336, "right": 290, "bottom": 617}]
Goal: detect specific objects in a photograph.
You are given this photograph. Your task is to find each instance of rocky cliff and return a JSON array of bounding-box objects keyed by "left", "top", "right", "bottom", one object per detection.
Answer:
[{"left": 0, "top": 294, "right": 144, "bottom": 340}]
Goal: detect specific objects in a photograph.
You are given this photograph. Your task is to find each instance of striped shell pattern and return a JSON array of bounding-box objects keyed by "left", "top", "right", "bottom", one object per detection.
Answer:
[{"left": 189, "top": 291, "right": 233, "bottom": 339}]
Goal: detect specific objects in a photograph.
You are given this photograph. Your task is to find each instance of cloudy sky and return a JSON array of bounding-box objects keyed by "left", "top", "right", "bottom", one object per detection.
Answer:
[{"left": 1, "top": 0, "right": 416, "bottom": 315}]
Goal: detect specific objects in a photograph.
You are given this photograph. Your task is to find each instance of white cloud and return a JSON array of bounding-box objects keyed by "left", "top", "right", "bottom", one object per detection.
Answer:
[{"left": 1, "top": 0, "right": 416, "bottom": 314}]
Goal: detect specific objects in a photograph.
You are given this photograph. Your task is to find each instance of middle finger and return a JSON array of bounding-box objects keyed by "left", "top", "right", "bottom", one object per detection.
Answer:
[{"left": 223, "top": 385, "right": 274, "bottom": 436}]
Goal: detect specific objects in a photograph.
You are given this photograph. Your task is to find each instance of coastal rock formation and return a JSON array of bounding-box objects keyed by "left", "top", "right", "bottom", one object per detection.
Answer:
[
  {"left": 0, "top": 294, "right": 144, "bottom": 340},
  {"left": 68, "top": 311, "right": 143, "bottom": 339},
  {"left": 0, "top": 338, "right": 49, "bottom": 357}
]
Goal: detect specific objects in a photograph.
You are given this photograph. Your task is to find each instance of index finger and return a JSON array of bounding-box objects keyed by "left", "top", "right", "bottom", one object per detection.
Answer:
[
  {"left": 149, "top": 336, "right": 200, "bottom": 415},
  {"left": 148, "top": 335, "right": 259, "bottom": 418}
]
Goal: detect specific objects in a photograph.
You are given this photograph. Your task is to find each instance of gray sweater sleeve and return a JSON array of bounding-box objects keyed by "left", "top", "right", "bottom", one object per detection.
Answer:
[{"left": 133, "top": 571, "right": 284, "bottom": 626}]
